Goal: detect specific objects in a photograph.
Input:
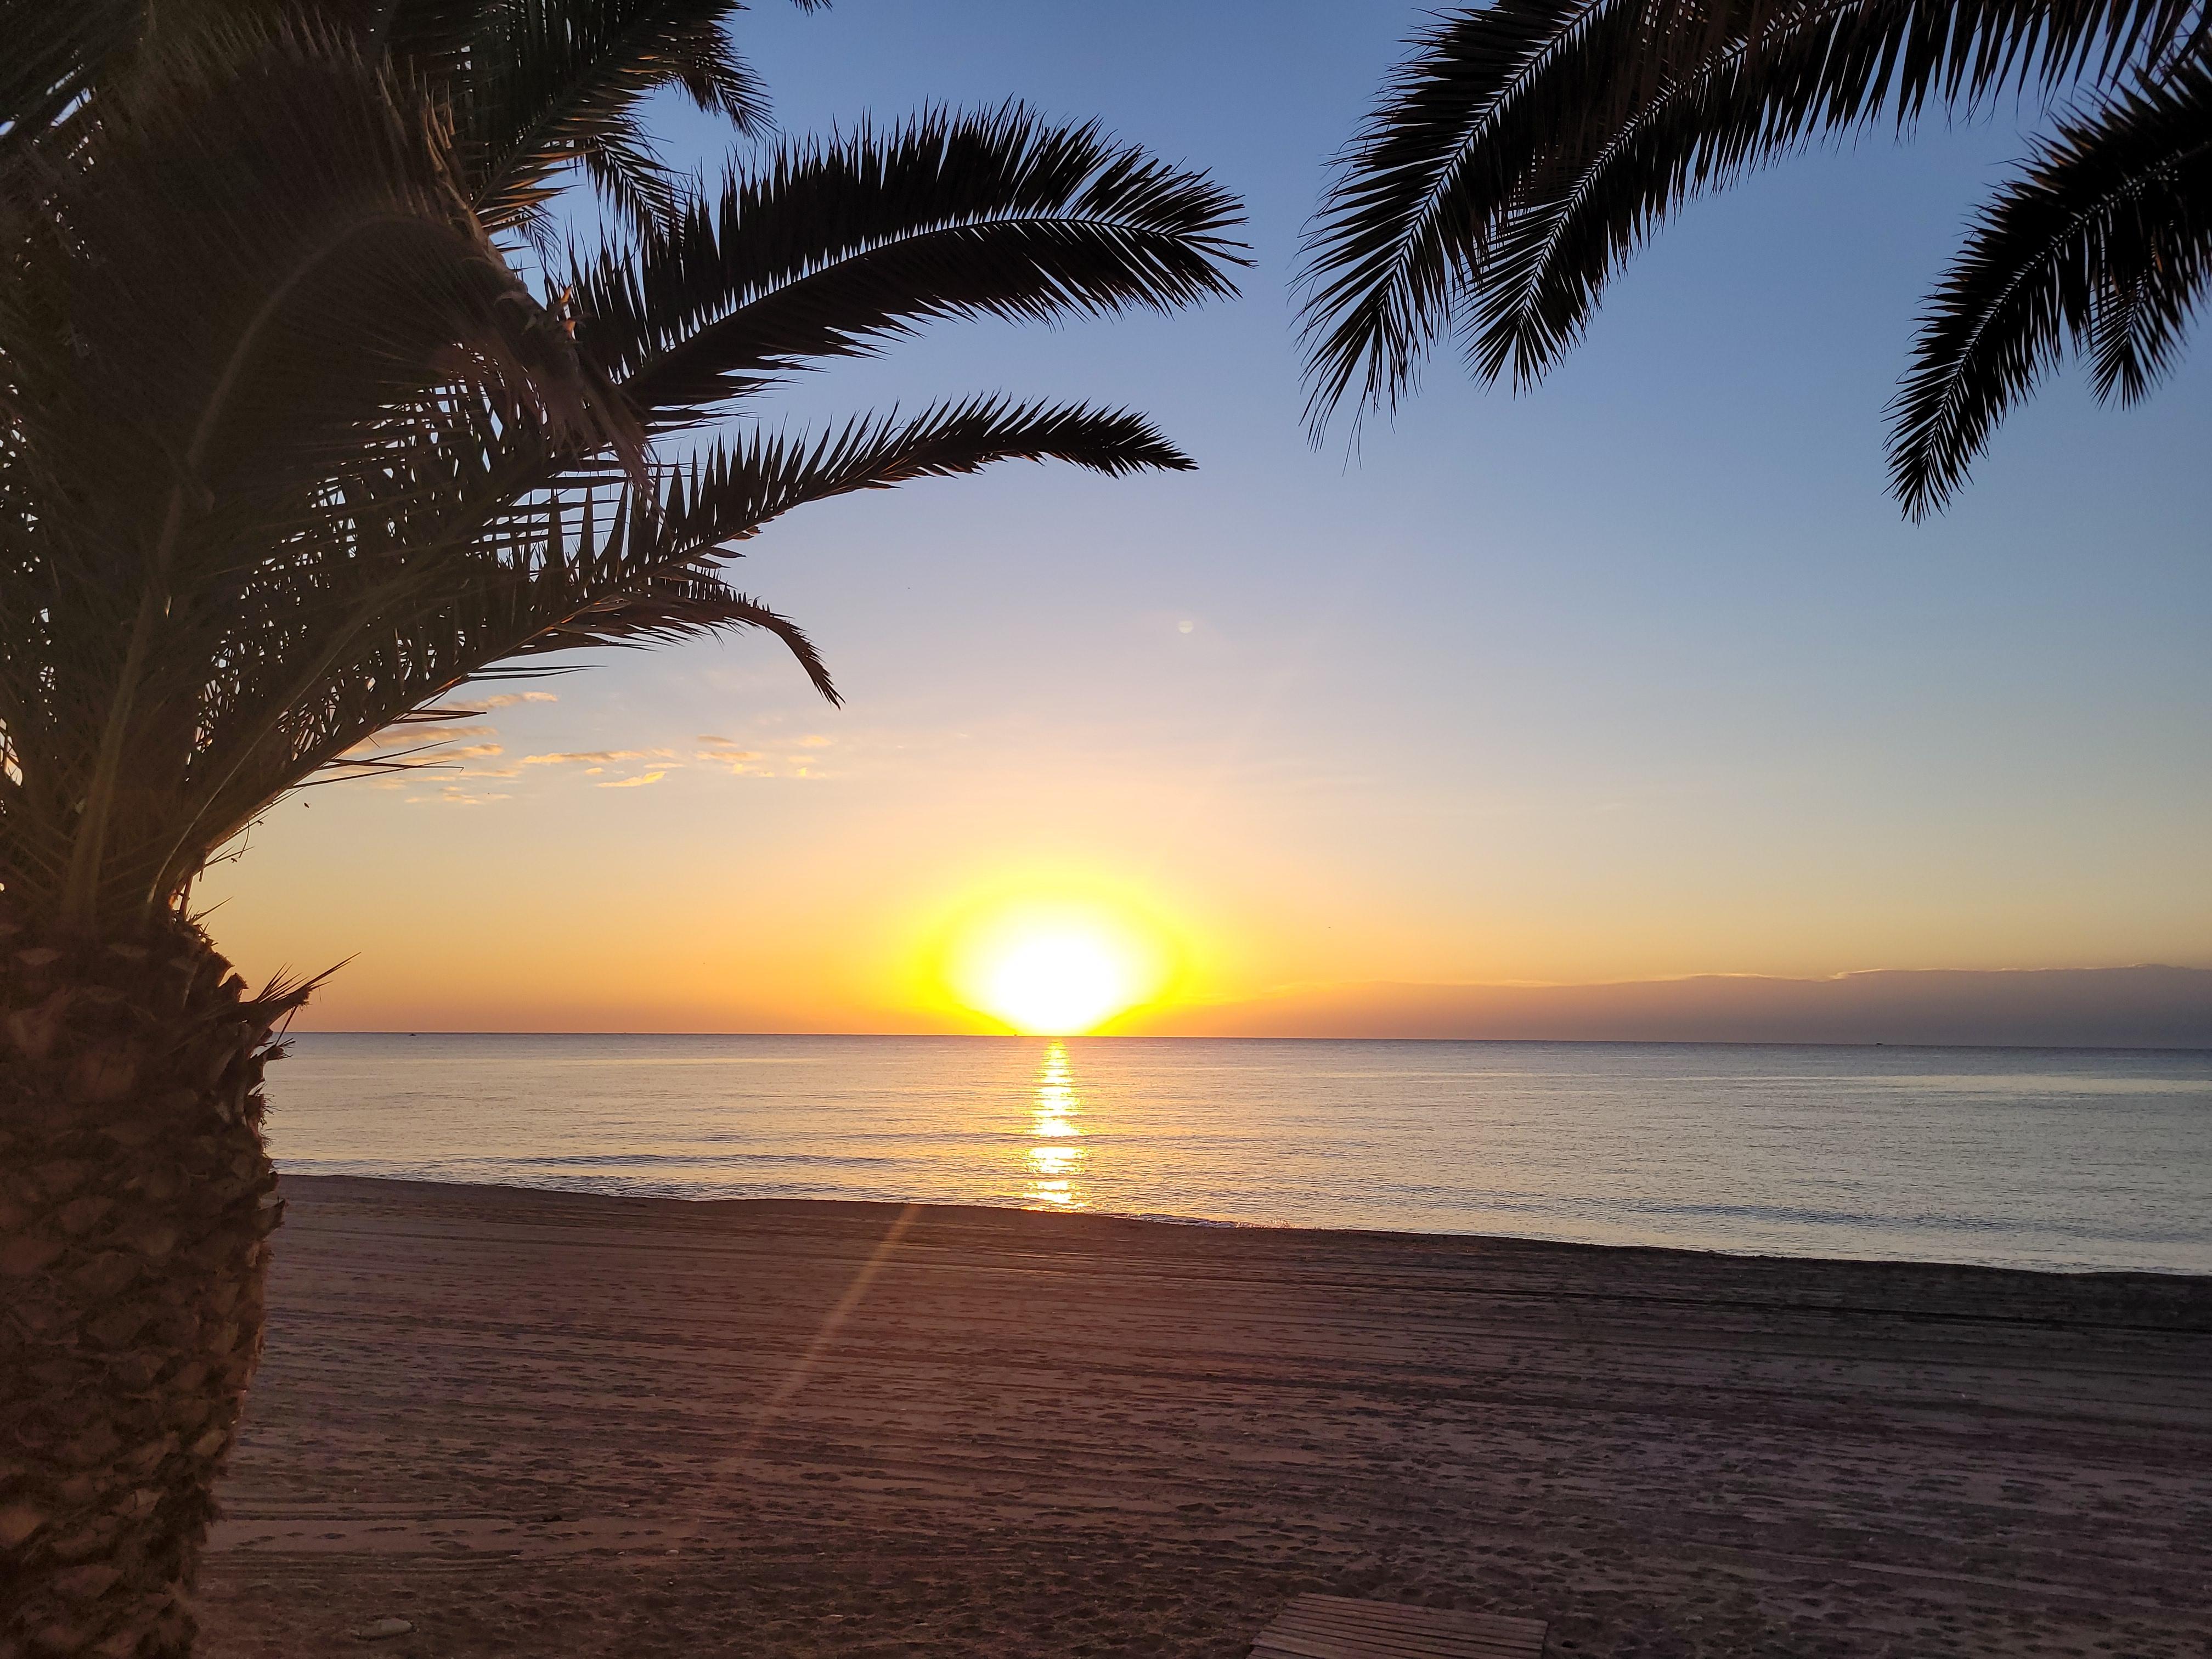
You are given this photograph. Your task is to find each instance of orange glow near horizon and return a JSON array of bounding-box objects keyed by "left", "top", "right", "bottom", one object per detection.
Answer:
[{"left": 936, "top": 894, "right": 1173, "bottom": 1034}]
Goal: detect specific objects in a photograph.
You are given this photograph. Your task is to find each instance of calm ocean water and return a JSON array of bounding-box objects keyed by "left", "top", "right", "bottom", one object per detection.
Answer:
[{"left": 264, "top": 1034, "right": 2212, "bottom": 1274}]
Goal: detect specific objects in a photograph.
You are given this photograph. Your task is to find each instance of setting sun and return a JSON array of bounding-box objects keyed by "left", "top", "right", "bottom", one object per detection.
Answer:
[
  {"left": 940, "top": 900, "right": 1170, "bottom": 1034},
  {"left": 979, "top": 931, "right": 1131, "bottom": 1033}
]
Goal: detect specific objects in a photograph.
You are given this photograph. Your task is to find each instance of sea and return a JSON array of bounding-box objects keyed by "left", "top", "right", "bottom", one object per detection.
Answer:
[{"left": 263, "top": 1034, "right": 2212, "bottom": 1276}]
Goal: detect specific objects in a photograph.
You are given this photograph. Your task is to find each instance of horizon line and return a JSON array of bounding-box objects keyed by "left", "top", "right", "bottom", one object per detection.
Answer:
[{"left": 285, "top": 1030, "right": 2212, "bottom": 1054}]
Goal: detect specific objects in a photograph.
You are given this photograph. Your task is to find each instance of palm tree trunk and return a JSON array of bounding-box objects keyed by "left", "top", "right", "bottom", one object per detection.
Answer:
[{"left": 0, "top": 911, "right": 297, "bottom": 1659}]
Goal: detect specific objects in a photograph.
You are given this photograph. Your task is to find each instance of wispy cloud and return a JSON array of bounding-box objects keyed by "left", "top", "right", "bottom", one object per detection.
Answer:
[
  {"left": 694, "top": 746, "right": 764, "bottom": 774},
  {"left": 480, "top": 692, "right": 560, "bottom": 709},
  {"left": 685, "top": 725, "right": 849, "bottom": 778},
  {"left": 597, "top": 770, "right": 667, "bottom": 789},
  {"left": 340, "top": 724, "right": 497, "bottom": 758},
  {"left": 522, "top": 748, "right": 672, "bottom": 767},
  {"left": 404, "top": 783, "right": 511, "bottom": 806},
  {"left": 695, "top": 730, "right": 836, "bottom": 778}
]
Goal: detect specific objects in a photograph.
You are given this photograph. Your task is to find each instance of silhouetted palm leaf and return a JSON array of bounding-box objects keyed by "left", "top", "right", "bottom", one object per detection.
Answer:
[
  {"left": 0, "top": 0, "right": 143, "bottom": 172},
  {"left": 642, "top": 396, "right": 1193, "bottom": 551},
  {"left": 1, "top": 15, "right": 639, "bottom": 917},
  {"left": 0, "top": 3, "right": 1243, "bottom": 928},
  {"left": 460, "top": 0, "right": 774, "bottom": 241},
  {"left": 493, "top": 401, "right": 1187, "bottom": 704},
  {"left": 1300, "top": 0, "right": 2204, "bottom": 509},
  {"left": 574, "top": 105, "right": 1248, "bottom": 424},
  {"left": 1891, "top": 57, "right": 2212, "bottom": 513},
  {"left": 183, "top": 396, "right": 1194, "bottom": 839},
  {"left": 0, "top": 1, "right": 808, "bottom": 241}
]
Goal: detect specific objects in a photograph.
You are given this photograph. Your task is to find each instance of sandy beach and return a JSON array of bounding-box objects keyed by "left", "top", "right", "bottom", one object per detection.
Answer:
[{"left": 198, "top": 1176, "right": 2212, "bottom": 1657}]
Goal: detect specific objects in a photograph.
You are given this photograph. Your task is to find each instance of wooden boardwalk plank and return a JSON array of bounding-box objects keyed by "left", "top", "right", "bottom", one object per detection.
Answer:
[{"left": 1250, "top": 1595, "right": 1548, "bottom": 1659}]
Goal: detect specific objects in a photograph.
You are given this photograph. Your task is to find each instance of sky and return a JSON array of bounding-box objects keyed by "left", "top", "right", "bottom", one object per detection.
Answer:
[{"left": 202, "top": 0, "right": 2212, "bottom": 1034}]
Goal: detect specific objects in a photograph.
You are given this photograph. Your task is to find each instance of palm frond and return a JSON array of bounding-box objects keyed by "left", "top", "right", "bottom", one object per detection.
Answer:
[
  {"left": 527, "top": 575, "right": 840, "bottom": 701},
  {"left": 371, "top": 0, "right": 489, "bottom": 68},
  {"left": 1889, "top": 58, "right": 2212, "bottom": 515},
  {"left": 0, "top": 0, "right": 145, "bottom": 171},
  {"left": 577, "top": 117, "right": 685, "bottom": 234},
  {"left": 1297, "top": 0, "right": 2204, "bottom": 432},
  {"left": 22, "top": 16, "right": 639, "bottom": 556},
  {"left": 0, "top": 0, "right": 1236, "bottom": 927},
  {"left": 650, "top": 13, "right": 772, "bottom": 129},
  {"left": 462, "top": 0, "right": 769, "bottom": 239},
  {"left": 0, "top": 14, "right": 640, "bottom": 923},
  {"left": 465, "top": 398, "right": 1194, "bottom": 701},
  {"left": 572, "top": 104, "right": 1248, "bottom": 424},
  {"left": 647, "top": 396, "right": 1196, "bottom": 553},
  {"left": 129, "top": 395, "right": 1186, "bottom": 891}
]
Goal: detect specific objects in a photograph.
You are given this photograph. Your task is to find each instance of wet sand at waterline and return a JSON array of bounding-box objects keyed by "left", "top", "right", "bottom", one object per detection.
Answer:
[{"left": 200, "top": 1177, "right": 2212, "bottom": 1657}]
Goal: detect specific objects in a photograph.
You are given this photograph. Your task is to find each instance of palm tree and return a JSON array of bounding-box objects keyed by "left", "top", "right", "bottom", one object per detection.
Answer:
[
  {"left": 0, "top": 4, "right": 1243, "bottom": 1652},
  {"left": 1299, "top": 0, "right": 2209, "bottom": 515}
]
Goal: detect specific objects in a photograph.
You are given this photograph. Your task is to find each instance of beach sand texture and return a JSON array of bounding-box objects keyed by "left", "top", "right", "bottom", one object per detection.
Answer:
[{"left": 199, "top": 1177, "right": 2212, "bottom": 1657}]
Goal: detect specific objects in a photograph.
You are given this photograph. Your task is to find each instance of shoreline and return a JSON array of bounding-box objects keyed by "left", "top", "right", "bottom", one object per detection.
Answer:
[
  {"left": 203, "top": 1174, "right": 2212, "bottom": 1657},
  {"left": 266, "top": 1166, "right": 2212, "bottom": 1281}
]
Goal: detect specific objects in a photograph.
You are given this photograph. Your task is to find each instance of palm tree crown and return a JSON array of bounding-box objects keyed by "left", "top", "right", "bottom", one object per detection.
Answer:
[
  {"left": 1298, "top": 0, "right": 2208, "bottom": 515},
  {"left": 4, "top": 12, "right": 1239, "bottom": 1655},
  {"left": 0, "top": 0, "right": 1246, "bottom": 934}
]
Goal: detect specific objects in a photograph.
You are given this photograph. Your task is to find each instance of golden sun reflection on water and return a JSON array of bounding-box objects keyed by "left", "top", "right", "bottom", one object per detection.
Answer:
[{"left": 1022, "top": 1041, "right": 1087, "bottom": 1209}]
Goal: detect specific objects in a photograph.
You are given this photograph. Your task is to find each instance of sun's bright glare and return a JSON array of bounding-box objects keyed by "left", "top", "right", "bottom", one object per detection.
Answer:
[
  {"left": 943, "top": 902, "right": 1168, "bottom": 1034},
  {"left": 978, "top": 932, "right": 1130, "bottom": 1034}
]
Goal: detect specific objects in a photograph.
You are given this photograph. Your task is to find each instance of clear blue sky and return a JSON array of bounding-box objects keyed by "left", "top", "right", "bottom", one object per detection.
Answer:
[{"left": 211, "top": 1, "right": 2212, "bottom": 1030}]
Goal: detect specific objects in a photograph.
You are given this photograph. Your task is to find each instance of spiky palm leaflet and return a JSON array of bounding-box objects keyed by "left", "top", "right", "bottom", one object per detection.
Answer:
[
  {"left": 0, "top": 9, "right": 1243, "bottom": 1655},
  {"left": 1300, "top": 0, "right": 2209, "bottom": 514}
]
